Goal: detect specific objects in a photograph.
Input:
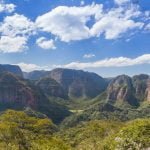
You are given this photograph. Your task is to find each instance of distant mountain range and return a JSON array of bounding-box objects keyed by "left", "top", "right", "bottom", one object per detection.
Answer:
[{"left": 0, "top": 64, "right": 149, "bottom": 124}]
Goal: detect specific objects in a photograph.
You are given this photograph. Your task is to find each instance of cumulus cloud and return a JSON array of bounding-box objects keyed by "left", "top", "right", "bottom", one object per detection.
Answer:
[
  {"left": 36, "top": 3, "right": 146, "bottom": 42},
  {"left": 0, "top": 13, "right": 35, "bottom": 37},
  {"left": 36, "top": 37, "right": 56, "bottom": 49},
  {"left": 17, "top": 62, "right": 49, "bottom": 72},
  {"left": 0, "top": 1, "right": 149, "bottom": 53},
  {"left": 0, "top": 36, "right": 27, "bottom": 53},
  {"left": 90, "top": 6, "right": 144, "bottom": 39},
  {"left": 36, "top": 4, "right": 103, "bottom": 42},
  {"left": 83, "top": 53, "right": 95, "bottom": 58},
  {"left": 0, "top": 0, "right": 16, "bottom": 13},
  {"left": 55, "top": 54, "right": 150, "bottom": 69},
  {"left": 145, "top": 23, "right": 150, "bottom": 31},
  {"left": 0, "top": 14, "right": 35, "bottom": 53}
]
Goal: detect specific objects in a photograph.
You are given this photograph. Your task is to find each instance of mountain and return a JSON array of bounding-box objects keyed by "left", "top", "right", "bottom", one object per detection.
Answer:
[
  {"left": 132, "top": 74, "right": 150, "bottom": 102},
  {"left": 24, "top": 68, "right": 108, "bottom": 99},
  {"left": 106, "top": 75, "right": 138, "bottom": 106},
  {"left": 107, "top": 74, "right": 150, "bottom": 106},
  {"left": 0, "top": 64, "right": 23, "bottom": 77},
  {"left": 24, "top": 70, "right": 50, "bottom": 80},
  {"left": 36, "top": 77, "right": 68, "bottom": 99},
  {"left": 47, "top": 68, "right": 108, "bottom": 99},
  {"left": 61, "top": 74, "right": 150, "bottom": 127},
  {"left": 0, "top": 72, "right": 70, "bottom": 124}
]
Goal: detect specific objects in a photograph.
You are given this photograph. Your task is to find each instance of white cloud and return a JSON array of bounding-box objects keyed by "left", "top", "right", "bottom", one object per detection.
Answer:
[
  {"left": 83, "top": 53, "right": 95, "bottom": 58},
  {"left": 55, "top": 54, "right": 150, "bottom": 69},
  {"left": 0, "top": 13, "right": 35, "bottom": 37},
  {"left": 0, "top": 14, "right": 35, "bottom": 53},
  {"left": 145, "top": 23, "right": 150, "bottom": 31},
  {"left": 0, "top": 0, "right": 16, "bottom": 13},
  {"left": 36, "top": 4, "right": 103, "bottom": 42},
  {"left": 90, "top": 6, "right": 144, "bottom": 39},
  {"left": 17, "top": 62, "right": 49, "bottom": 72},
  {"left": 36, "top": 3, "right": 146, "bottom": 42},
  {"left": 0, "top": 36, "right": 27, "bottom": 53},
  {"left": 0, "top": 1, "right": 148, "bottom": 54},
  {"left": 36, "top": 37, "right": 56, "bottom": 49}
]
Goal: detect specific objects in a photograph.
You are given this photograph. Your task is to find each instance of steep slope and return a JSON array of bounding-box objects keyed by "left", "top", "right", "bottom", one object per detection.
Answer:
[
  {"left": 36, "top": 77, "right": 68, "bottom": 99},
  {"left": 48, "top": 68, "right": 107, "bottom": 99},
  {"left": 106, "top": 75, "right": 138, "bottom": 106},
  {"left": 132, "top": 74, "right": 150, "bottom": 101},
  {"left": 0, "top": 64, "right": 23, "bottom": 77},
  {"left": 0, "top": 110, "right": 70, "bottom": 150},
  {"left": 61, "top": 74, "right": 150, "bottom": 127},
  {"left": 0, "top": 72, "right": 70, "bottom": 123},
  {"left": 61, "top": 100, "right": 150, "bottom": 128},
  {"left": 24, "top": 70, "right": 50, "bottom": 80}
]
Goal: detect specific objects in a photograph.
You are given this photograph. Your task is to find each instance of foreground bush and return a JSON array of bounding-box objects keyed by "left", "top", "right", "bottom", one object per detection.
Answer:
[
  {"left": 103, "top": 119, "right": 150, "bottom": 150},
  {"left": 0, "top": 110, "right": 70, "bottom": 150}
]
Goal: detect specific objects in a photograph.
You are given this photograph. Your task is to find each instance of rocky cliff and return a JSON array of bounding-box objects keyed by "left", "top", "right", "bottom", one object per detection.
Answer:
[
  {"left": 36, "top": 77, "right": 68, "bottom": 99},
  {"left": 47, "top": 68, "right": 107, "bottom": 99},
  {"left": 24, "top": 70, "right": 50, "bottom": 80},
  {"left": 107, "top": 74, "right": 150, "bottom": 106},
  {"left": 0, "top": 64, "right": 23, "bottom": 77},
  {"left": 0, "top": 72, "right": 70, "bottom": 123}
]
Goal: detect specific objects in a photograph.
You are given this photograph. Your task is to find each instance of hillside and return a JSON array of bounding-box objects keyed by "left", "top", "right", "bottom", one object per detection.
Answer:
[
  {"left": 34, "top": 68, "right": 108, "bottom": 99},
  {"left": 0, "top": 72, "right": 70, "bottom": 124}
]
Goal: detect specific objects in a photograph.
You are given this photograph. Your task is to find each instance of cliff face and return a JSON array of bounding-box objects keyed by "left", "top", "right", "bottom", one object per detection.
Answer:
[
  {"left": 0, "top": 64, "right": 23, "bottom": 77},
  {"left": 0, "top": 72, "right": 70, "bottom": 123},
  {"left": 24, "top": 70, "right": 50, "bottom": 80},
  {"left": 36, "top": 77, "right": 68, "bottom": 99},
  {"left": 48, "top": 68, "right": 107, "bottom": 99},
  {"left": 107, "top": 75, "right": 136, "bottom": 105},
  {"left": 107, "top": 74, "right": 150, "bottom": 106},
  {"left": 132, "top": 74, "right": 150, "bottom": 102},
  {"left": 0, "top": 72, "right": 36, "bottom": 109}
]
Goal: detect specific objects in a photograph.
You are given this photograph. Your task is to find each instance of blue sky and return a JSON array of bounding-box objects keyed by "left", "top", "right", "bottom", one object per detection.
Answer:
[{"left": 0, "top": 0, "right": 150, "bottom": 77}]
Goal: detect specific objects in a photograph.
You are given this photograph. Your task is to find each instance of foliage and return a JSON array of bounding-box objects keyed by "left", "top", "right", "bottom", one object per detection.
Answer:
[
  {"left": 0, "top": 110, "right": 70, "bottom": 150},
  {"left": 58, "top": 120, "right": 123, "bottom": 150},
  {"left": 58, "top": 119, "right": 150, "bottom": 150},
  {"left": 61, "top": 101, "right": 150, "bottom": 128},
  {"left": 0, "top": 110, "right": 149, "bottom": 150},
  {"left": 103, "top": 119, "right": 150, "bottom": 150}
]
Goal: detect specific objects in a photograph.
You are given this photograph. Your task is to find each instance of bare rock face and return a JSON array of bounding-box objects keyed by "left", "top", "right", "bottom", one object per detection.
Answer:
[
  {"left": 146, "top": 78, "right": 150, "bottom": 102},
  {"left": 0, "top": 72, "right": 36, "bottom": 109},
  {"left": 107, "top": 74, "right": 150, "bottom": 106},
  {"left": 36, "top": 77, "right": 68, "bottom": 99},
  {"left": 0, "top": 64, "right": 23, "bottom": 77},
  {"left": 132, "top": 74, "right": 149, "bottom": 101},
  {"left": 48, "top": 68, "right": 107, "bottom": 99},
  {"left": 107, "top": 75, "right": 137, "bottom": 105},
  {"left": 24, "top": 70, "right": 50, "bottom": 80},
  {"left": 0, "top": 72, "right": 71, "bottom": 123}
]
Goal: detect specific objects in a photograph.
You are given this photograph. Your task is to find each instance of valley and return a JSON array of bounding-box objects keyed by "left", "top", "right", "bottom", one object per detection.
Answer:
[{"left": 0, "top": 64, "right": 149, "bottom": 149}]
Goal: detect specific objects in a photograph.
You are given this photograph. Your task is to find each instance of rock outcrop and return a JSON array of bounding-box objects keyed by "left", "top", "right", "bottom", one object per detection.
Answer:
[
  {"left": 36, "top": 77, "right": 68, "bottom": 99},
  {"left": 48, "top": 68, "right": 107, "bottom": 99},
  {"left": 0, "top": 64, "right": 23, "bottom": 77},
  {"left": 107, "top": 75, "right": 136, "bottom": 105},
  {"left": 24, "top": 70, "right": 50, "bottom": 80},
  {"left": 107, "top": 74, "right": 150, "bottom": 106},
  {"left": 0, "top": 72, "right": 70, "bottom": 123}
]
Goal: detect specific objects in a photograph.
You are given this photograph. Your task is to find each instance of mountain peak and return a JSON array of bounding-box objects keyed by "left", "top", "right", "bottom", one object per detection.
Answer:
[{"left": 0, "top": 64, "right": 23, "bottom": 77}]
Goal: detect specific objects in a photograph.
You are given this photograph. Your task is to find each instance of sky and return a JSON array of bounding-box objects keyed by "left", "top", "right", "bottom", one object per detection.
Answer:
[{"left": 0, "top": 0, "right": 150, "bottom": 77}]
